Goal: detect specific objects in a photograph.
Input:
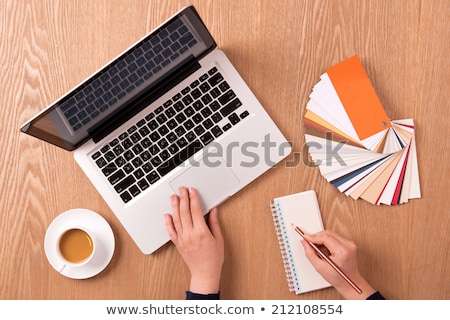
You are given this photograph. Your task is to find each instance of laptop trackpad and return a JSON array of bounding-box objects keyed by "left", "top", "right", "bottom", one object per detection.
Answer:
[{"left": 169, "top": 156, "right": 240, "bottom": 212}]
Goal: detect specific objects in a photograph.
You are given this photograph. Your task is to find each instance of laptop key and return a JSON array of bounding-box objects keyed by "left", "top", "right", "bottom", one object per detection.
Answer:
[
  {"left": 64, "top": 106, "right": 78, "bottom": 118},
  {"left": 172, "top": 93, "right": 182, "bottom": 101},
  {"left": 184, "top": 119, "right": 194, "bottom": 130},
  {"left": 92, "top": 151, "right": 101, "bottom": 160},
  {"left": 136, "top": 119, "right": 146, "bottom": 127},
  {"left": 190, "top": 79, "right": 200, "bottom": 88},
  {"left": 142, "top": 163, "right": 152, "bottom": 173},
  {"left": 130, "top": 133, "right": 141, "bottom": 144},
  {"left": 203, "top": 118, "right": 213, "bottom": 129},
  {"left": 199, "top": 83, "right": 210, "bottom": 93},
  {"left": 240, "top": 110, "right": 250, "bottom": 119},
  {"left": 114, "top": 175, "right": 136, "bottom": 193},
  {"left": 219, "top": 81, "right": 230, "bottom": 92},
  {"left": 208, "top": 73, "right": 223, "bottom": 86},
  {"left": 211, "top": 125, "right": 223, "bottom": 138},
  {"left": 168, "top": 144, "right": 179, "bottom": 154},
  {"left": 113, "top": 145, "right": 124, "bottom": 156},
  {"left": 127, "top": 125, "right": 137, "bottom": 134},
  {"left": 120, "top": 191, "right": 132, "bottom": 203},
  {"left": 175, "top": 126, "right": 186, "bottom": 137},
  {"left": 200, "top": 132, "right": 214, "bottom": 145},
  {"left": 185, "top": 131, "right": 196, "bottom": 142},
  {"left": 104, "top": 151, "right": 116, "bottom": 162},
  {"left": 192, "top": 113, "right": 203, "bottom": 124},
  {"left": 150, "top": 156, "right": 162, "bottom": 167},
  {"left": 194, "top": 125, "right": 205, "bottom": 135},
  {"left": 73, "top": 123, "right": 82, "bottom": 131},
  {"left": 115, "top": 156, "right": 126, "bottom": 167},
  {"left": 210, "top": 87, "right": 221, "bottom": 98},
  {"left": 228, "top": 113, "right": 240, "bottom": 125},
  {"left": 208, "top": 67, "right": 218, "bottom": 75},
  {"left": 141, "top": 137, "right": 152, "bottom": 148},
  {"left": 223, "top": 123, "right": 232, "bottom": 131},
  {"left": 211, "top": 112, "right": 222, "bottom": 123},
  {"left": 124, "top": 150, "right": 134, "bottom": 161},
  {"left": 134, "top": 168, "right": 145, "bottom": 179},
  {"left": 175, "top": 113, "right": 186, "bottom": 123},
  {"left": 137, "top": 178, "right": 150, "bottom": 191},
  {"left": 218, "top": 90, "right": 236, "bottom": 106},
  {"left": 167, "top": 119, "right": 178, "bottom": 130},
  {"left": 108, "top": 169, "right": 125, "bottom": 185},
  {"left": 160, "top": 149, "right": 170, "bottom": 161},
  {"left": 123, "top": 163, "right": 134, "bottom": 174},
  {"left": 200, "top": 93, "right": 212, "bottom": 105},
  {"left": 167, "top": 132, "right": 177, "bottom": 143},
  {"left": 129, "top": 185, "right": 141, "bottom": 197},
  {"left": 158, "top": 125, "right": 169, "bottom": 136},
  {"left": 201, "top": 106, "right": 212, "bottom": 117},
  {"left": 148, "top": 119, "right": 159, "bottom": 130},
  {"left": 157, "top": 140, "right": 202, "bottom": 177},
  {"left": 95, "top": 157, "right": 107, "bottom": 168},
  {"left": 191, "top": 89, "right": 202, "bottom": 99},
  {"left": 147, "top": 171, "right": 160, "bottom": 184},
  {"left": 173, "top": 101, "right": 184, "bottom": 111},
  {"left": 220, "top": 98, "right": 242, "bottom": 117},
  {"left": 132, "top": 157, "right": 144, "bottom": 168},
  {"left": 177, "top": 137, "right": 188, "bottom": 148}
]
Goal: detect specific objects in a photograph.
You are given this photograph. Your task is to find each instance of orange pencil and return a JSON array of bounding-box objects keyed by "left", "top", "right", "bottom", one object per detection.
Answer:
[{"left": 292, "top": 223, "right": 362, "bottom": 294}]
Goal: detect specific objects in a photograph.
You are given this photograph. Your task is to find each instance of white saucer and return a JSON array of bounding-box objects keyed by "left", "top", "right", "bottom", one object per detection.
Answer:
[{"left": 44, "top": 208, "right": 115, "bottom": 279}]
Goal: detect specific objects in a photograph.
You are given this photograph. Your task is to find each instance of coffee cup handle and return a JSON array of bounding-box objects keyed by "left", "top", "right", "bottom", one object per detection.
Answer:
[{"left": 57, "top": 263, "right": 67, "bottom": 273}]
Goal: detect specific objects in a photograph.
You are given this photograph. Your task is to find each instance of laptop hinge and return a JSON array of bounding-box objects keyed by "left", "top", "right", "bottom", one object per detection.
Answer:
[{"left": 90, "top": 57, "right": 201, "bottom": 144}]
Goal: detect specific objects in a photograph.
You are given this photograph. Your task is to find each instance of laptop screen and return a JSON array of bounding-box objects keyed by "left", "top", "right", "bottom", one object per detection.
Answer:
[{"left": 20, "top": 6, "right": 215, "bottom": 150}]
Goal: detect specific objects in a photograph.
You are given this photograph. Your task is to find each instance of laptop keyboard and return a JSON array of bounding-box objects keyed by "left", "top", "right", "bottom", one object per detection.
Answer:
[
  {"left": 59, "top": 17, "right": 198, "bottom": 132},
  {"left": 91, "top": 67, "right": 249, "bottom": 203}
]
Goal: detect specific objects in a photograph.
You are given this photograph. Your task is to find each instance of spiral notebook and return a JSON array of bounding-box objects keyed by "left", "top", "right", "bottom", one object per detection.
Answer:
[{"left": 270, "top": 190, "right": 331, "bottom": 294}]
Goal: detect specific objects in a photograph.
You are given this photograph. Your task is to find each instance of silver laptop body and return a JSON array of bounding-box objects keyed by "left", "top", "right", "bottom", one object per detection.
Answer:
[{"left": 20, "top": 5, "right": 291, "bottom": 254}]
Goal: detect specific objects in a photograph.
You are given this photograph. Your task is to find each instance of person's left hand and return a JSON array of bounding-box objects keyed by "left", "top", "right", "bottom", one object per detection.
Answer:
[{"left": 164, "top": 186, "right": 224, "bottom": 294}]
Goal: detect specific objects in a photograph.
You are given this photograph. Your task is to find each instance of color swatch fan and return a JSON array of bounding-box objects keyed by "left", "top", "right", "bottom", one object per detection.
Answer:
[{"left": 304, "top": 55, "right": 421, "bottom": 205}]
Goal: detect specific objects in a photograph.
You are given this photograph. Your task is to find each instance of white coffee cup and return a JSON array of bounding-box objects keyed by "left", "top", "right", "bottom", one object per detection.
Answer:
[{"left": 56, "top": 227, "right": 96, "bottom": 272}]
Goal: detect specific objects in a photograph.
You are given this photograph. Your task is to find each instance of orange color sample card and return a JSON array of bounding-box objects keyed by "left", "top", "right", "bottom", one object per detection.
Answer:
[{"left": 326, "top": 55, "right": 391, "bottom": 140}]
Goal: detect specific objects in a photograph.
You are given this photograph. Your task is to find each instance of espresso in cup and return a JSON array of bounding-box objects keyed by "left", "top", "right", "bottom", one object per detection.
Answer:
[{"left": 58, "top": 228, "right": 94, "bottom": 266}]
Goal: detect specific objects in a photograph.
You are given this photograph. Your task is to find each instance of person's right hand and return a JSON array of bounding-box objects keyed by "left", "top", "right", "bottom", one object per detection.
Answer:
[{"left": 301, "top": 230, "right": 376, "bottom": 299}]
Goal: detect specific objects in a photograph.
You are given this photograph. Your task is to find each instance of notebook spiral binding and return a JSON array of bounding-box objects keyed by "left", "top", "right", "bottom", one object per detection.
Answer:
[{"left": 270, "top": 201, "right": 299, "bottom": 292}]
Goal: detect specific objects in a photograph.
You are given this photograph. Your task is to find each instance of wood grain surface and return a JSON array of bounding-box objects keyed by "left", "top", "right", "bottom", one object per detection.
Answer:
[{"left": 1, "top": 0, "right": 449, "bottom": 299}]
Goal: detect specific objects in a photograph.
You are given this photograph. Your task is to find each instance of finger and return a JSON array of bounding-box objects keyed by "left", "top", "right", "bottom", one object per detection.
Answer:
[
  {"left": 188, "top": 187, "right": 206, "bottom": 228},
  {"left": 304, "top": 231, "right": 344, "bottom": 256},
  {"left": 306, "top": 231, "right": 353, "bottom": 258},
  {"left": 164, "top": 213, "right": 178, "bottom": 244},
  {"left": 178, "top": 186, "right": 193, "bottom": 229},
  {"left": 169, "top": 194, "right": 182, "bottom": 232},
  {"left": 324, "top": 230, "right": 356, "bottom": 249},
  {"left": 207, "top": 208, "right": 223, "bottom": 241}
]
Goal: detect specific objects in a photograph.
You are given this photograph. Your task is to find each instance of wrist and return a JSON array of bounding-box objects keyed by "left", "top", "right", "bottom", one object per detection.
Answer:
[
  {"left": 189, "top": 272, "right": 221, "bottom": 295},
  {"left": 334, "top": 275, "right": 376, "bottom": 300}
]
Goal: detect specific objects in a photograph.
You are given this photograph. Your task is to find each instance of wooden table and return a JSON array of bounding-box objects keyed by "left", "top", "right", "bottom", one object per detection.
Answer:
[{"left": 1, "top": 0, "right": 449, "bottom": 300}]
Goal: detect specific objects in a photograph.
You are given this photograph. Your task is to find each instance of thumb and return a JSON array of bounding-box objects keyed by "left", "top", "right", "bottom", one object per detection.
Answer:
[{"left": 207, "top": 208, "right": 223, "bottom": 241}]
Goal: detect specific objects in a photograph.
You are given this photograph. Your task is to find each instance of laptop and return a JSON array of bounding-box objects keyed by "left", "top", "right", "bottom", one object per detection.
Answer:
[{"left": 20, "top": 5, "right": 292, "bottom": 254}]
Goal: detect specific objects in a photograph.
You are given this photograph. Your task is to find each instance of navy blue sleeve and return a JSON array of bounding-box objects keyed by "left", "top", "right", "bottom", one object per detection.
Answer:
[
  {"left": 186, "top": 291, "right": 384, "bottom": 300},
  {"left": 185, "top": 291, "right": 220, "bottom": 300},
  {"left": 366, "top": 291, "right": 385, "bottom": 300}
]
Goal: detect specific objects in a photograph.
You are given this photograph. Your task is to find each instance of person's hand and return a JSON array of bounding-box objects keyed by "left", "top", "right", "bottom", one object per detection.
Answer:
[
  {"left": 164, "top": 186, "right": 224, "bottom": 294},
  {"left": 301, "top": 230, "right": 376, "bottom": 299}
]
